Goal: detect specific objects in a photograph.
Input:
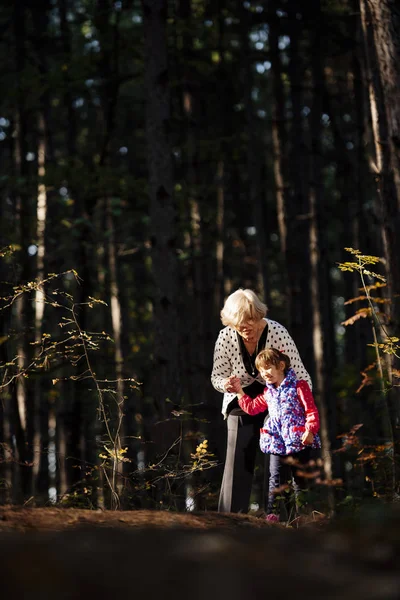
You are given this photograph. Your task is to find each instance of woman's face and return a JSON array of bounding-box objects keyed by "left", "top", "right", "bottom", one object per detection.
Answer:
[{"left": 235, "top": 318, "right": 262, "bottom": 342}]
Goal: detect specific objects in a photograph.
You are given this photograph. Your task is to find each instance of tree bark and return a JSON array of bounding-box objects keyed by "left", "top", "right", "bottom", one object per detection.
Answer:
[
  {"left": 360, "top": 0, "right": 400, "bottom": 328},
  {"left": 239, "top": 0, "right": 270, "bottom": 301},
  {"left": 307, "top": 1, "right": 336, "bottom": 488},
  {"left": 360, "top": 0, "right": 400, "bottom": 492},
  {"left": 286, "top": 5, "right": 314, "bottom": 371},
  {"left": 12, "top": 0, "right": 36, "bottom": 502},
  {"left": 142, "top": 0, "right": 181, "bottom": 416}
]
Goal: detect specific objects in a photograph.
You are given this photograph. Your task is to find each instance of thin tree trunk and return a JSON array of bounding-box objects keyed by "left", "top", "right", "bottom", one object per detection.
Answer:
[
  {"left": 286, "top": 4, "right": 314, "bottom": 371},
  {"left": 29, "top": 1, "right": 56, "bottom": 505},
  {"left": 269, "top": 7, "right": 288, "bottom": 267},
  {"left": 57, "top": 0, "right": 83, "bottom": 499},
  {"left": 93, "top": 0, "right": 126, "bottom": 509},
  {"left": 105, "top": 199, "right": 125, "bottom": 506},
  {"left": 142, "top": 0, "right": 181, "bottom": 415},
  {"left": 13, "top": 0, "right": 36, "bottom": 502},
  {"left": 215, "top": 159, "right": 225, "bottom": 314},
  {"left": 0, "top": 255, "right": 11, "bottom": 504},
  {"left": 34, "top": 113, "right": 49, "bottom": 504},
  {"left": 307, "top": 2, "right": 335, "bottom": 489},
  {"left": 240, "top": 0, "right": 269, "bottom": 300}
]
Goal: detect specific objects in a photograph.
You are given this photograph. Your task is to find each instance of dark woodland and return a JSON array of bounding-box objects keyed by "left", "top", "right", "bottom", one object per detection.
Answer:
[{"left": 0, "top": 0, "right": 399, "bottom": 518}]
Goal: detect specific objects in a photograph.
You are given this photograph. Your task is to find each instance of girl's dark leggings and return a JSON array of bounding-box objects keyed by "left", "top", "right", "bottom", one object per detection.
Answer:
[{"left": 268, "top": 447, "right": 312, "bottom": 515}]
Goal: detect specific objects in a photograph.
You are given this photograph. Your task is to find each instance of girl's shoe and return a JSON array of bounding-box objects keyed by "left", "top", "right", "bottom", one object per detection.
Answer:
[{"left": 265, "top": 514, "right": 280, "bottom": 523}]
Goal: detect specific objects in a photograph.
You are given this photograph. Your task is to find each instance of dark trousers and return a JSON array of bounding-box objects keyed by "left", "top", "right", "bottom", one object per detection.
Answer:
[
  {"left": 267, "top": 447, "right": 311, "bottom": 515},
  {"left": 218, "top": 412, "right": 266, "bottom": 513}
]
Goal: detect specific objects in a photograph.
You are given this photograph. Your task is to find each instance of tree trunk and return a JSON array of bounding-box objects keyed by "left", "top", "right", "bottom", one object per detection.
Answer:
[
  {"left": 360, "top": 0, "right": 400, "bottom": 327},
  {"left": 360, "top": 0, "right": 400, "bottom": 492},
  {"left": 13, "top": 0, "right": 36, "bottom": 502},
  {"left": 30, "top": 0, "right": 55, "bottom": 505},
  {"left": 307, "top": 1, "right": 336, "bottom": 488},
  {"left": 34, "top": 113, "right": 49, "bottom": 504},
  {"left": 269, "top": 6, "right": 289, "bottom": 305},
  {"left": 142, "top": 0, "right": 181, "bottom": 416},
  {"left": 105, "top": 198, "right": 126, "bottom": 507},
  {"left": 239, "top": 0, "right": 270, "bottom": 300},
  {"left": 286, "top": 4, "right": 314, "bottom": 371},
  {"left": 94, "top": 0, "right": 127, "bottom": 509}
]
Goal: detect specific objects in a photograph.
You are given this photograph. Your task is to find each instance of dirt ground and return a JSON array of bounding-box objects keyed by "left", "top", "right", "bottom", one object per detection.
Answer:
[
  {"left": 0, "top": 505, "right": 282, "bottom": 532},
  {"left": 1, "top": 506, "right": 398, "bottom": 600}
]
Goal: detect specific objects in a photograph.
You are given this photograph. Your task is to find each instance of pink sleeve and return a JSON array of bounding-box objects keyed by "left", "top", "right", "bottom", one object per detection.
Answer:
[
  {"left": 297, "top": 381, "right": 320, "bottom": 434},
  {"left": 238, "top": 391, "right": 268, "bottom": 415}
]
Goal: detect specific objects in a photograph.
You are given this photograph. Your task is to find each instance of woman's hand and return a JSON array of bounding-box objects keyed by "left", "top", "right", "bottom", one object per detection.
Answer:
[
  {"left": 229, "top": 377, "right": 243, "bottom": 394},
  {"left": 223, "top": 376, "right": 241, "bottom": 393},
  {"left": 302, "top": 430, "right": 314, "bottom": 445}
]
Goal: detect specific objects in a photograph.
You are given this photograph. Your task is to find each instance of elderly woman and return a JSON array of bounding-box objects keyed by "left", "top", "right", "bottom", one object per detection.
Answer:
[{"left": 211, "top": 288, "right": 311, "bottom": 513}]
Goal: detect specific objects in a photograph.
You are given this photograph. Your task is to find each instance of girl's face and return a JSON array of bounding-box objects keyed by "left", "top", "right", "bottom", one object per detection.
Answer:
[{"left": 259, "top": 361, "right": 286, "bottom": 386}]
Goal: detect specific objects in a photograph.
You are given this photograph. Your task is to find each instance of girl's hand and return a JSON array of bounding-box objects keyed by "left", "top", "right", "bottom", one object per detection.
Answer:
[{"left": 302, "top": 430, "right": 314, "bottom": 445}]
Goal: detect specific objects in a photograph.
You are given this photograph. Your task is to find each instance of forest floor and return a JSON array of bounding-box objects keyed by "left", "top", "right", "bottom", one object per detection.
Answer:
[
  {"left": 0, "top": 506, "right": 272, "bottom": 532},
  {"left": 0, "top": 506, "right": 327, "bottom": 532}
]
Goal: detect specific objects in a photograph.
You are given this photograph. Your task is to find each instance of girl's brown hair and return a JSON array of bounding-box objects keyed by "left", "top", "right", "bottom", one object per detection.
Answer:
[{"left": 255, "top": 348, "right": 291, "bottom": 374}]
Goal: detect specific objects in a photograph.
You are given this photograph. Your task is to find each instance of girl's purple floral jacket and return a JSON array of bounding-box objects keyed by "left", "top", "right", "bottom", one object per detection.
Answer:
[{"left": 238, "top": 368, "right": 321, "bottom": 455}]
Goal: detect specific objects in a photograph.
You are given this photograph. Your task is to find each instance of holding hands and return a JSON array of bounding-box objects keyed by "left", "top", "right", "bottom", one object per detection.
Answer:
[{"left": 223, "top": 376, "right": 242, "bottom": 394}]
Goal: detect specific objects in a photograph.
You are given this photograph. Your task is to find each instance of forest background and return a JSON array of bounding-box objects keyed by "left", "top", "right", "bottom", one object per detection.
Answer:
[{"left": 0, "top": 0, "right": 399, "bottom": 514}]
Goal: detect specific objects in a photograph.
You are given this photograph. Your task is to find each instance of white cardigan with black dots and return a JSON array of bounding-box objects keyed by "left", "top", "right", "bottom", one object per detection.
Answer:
[{"left": 211, "top": 318, "right": 312, "bottom": 417}]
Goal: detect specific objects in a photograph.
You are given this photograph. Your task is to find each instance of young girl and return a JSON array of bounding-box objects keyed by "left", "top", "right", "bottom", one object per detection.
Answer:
[{"left": 230, "top": 348, "right": 321, "bottom": 521}]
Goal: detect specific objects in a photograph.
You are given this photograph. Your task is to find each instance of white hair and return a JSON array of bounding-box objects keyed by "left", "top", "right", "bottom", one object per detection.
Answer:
[{"left": 220, "top": 289, "right": 268, "bottom": 328}]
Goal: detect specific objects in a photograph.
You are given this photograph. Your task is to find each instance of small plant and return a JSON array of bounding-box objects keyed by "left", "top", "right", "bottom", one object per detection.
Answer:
[
  {"left": 337, "top": 248, "right": 400, "bottom": 499},
  {"left": 0, "top": 247, "right": 218, "bottom": 510},
  {"left": 0, "top": 246, "right": 137, "bottom": 508},
  {"left": 338, "top": 248, "right": 400, "bottom": 390}
]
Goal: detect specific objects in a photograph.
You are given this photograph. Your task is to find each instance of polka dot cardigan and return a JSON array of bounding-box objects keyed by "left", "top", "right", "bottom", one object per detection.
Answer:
[{"left": 211, "top": 318, "right": 312, "bottom": 417}]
